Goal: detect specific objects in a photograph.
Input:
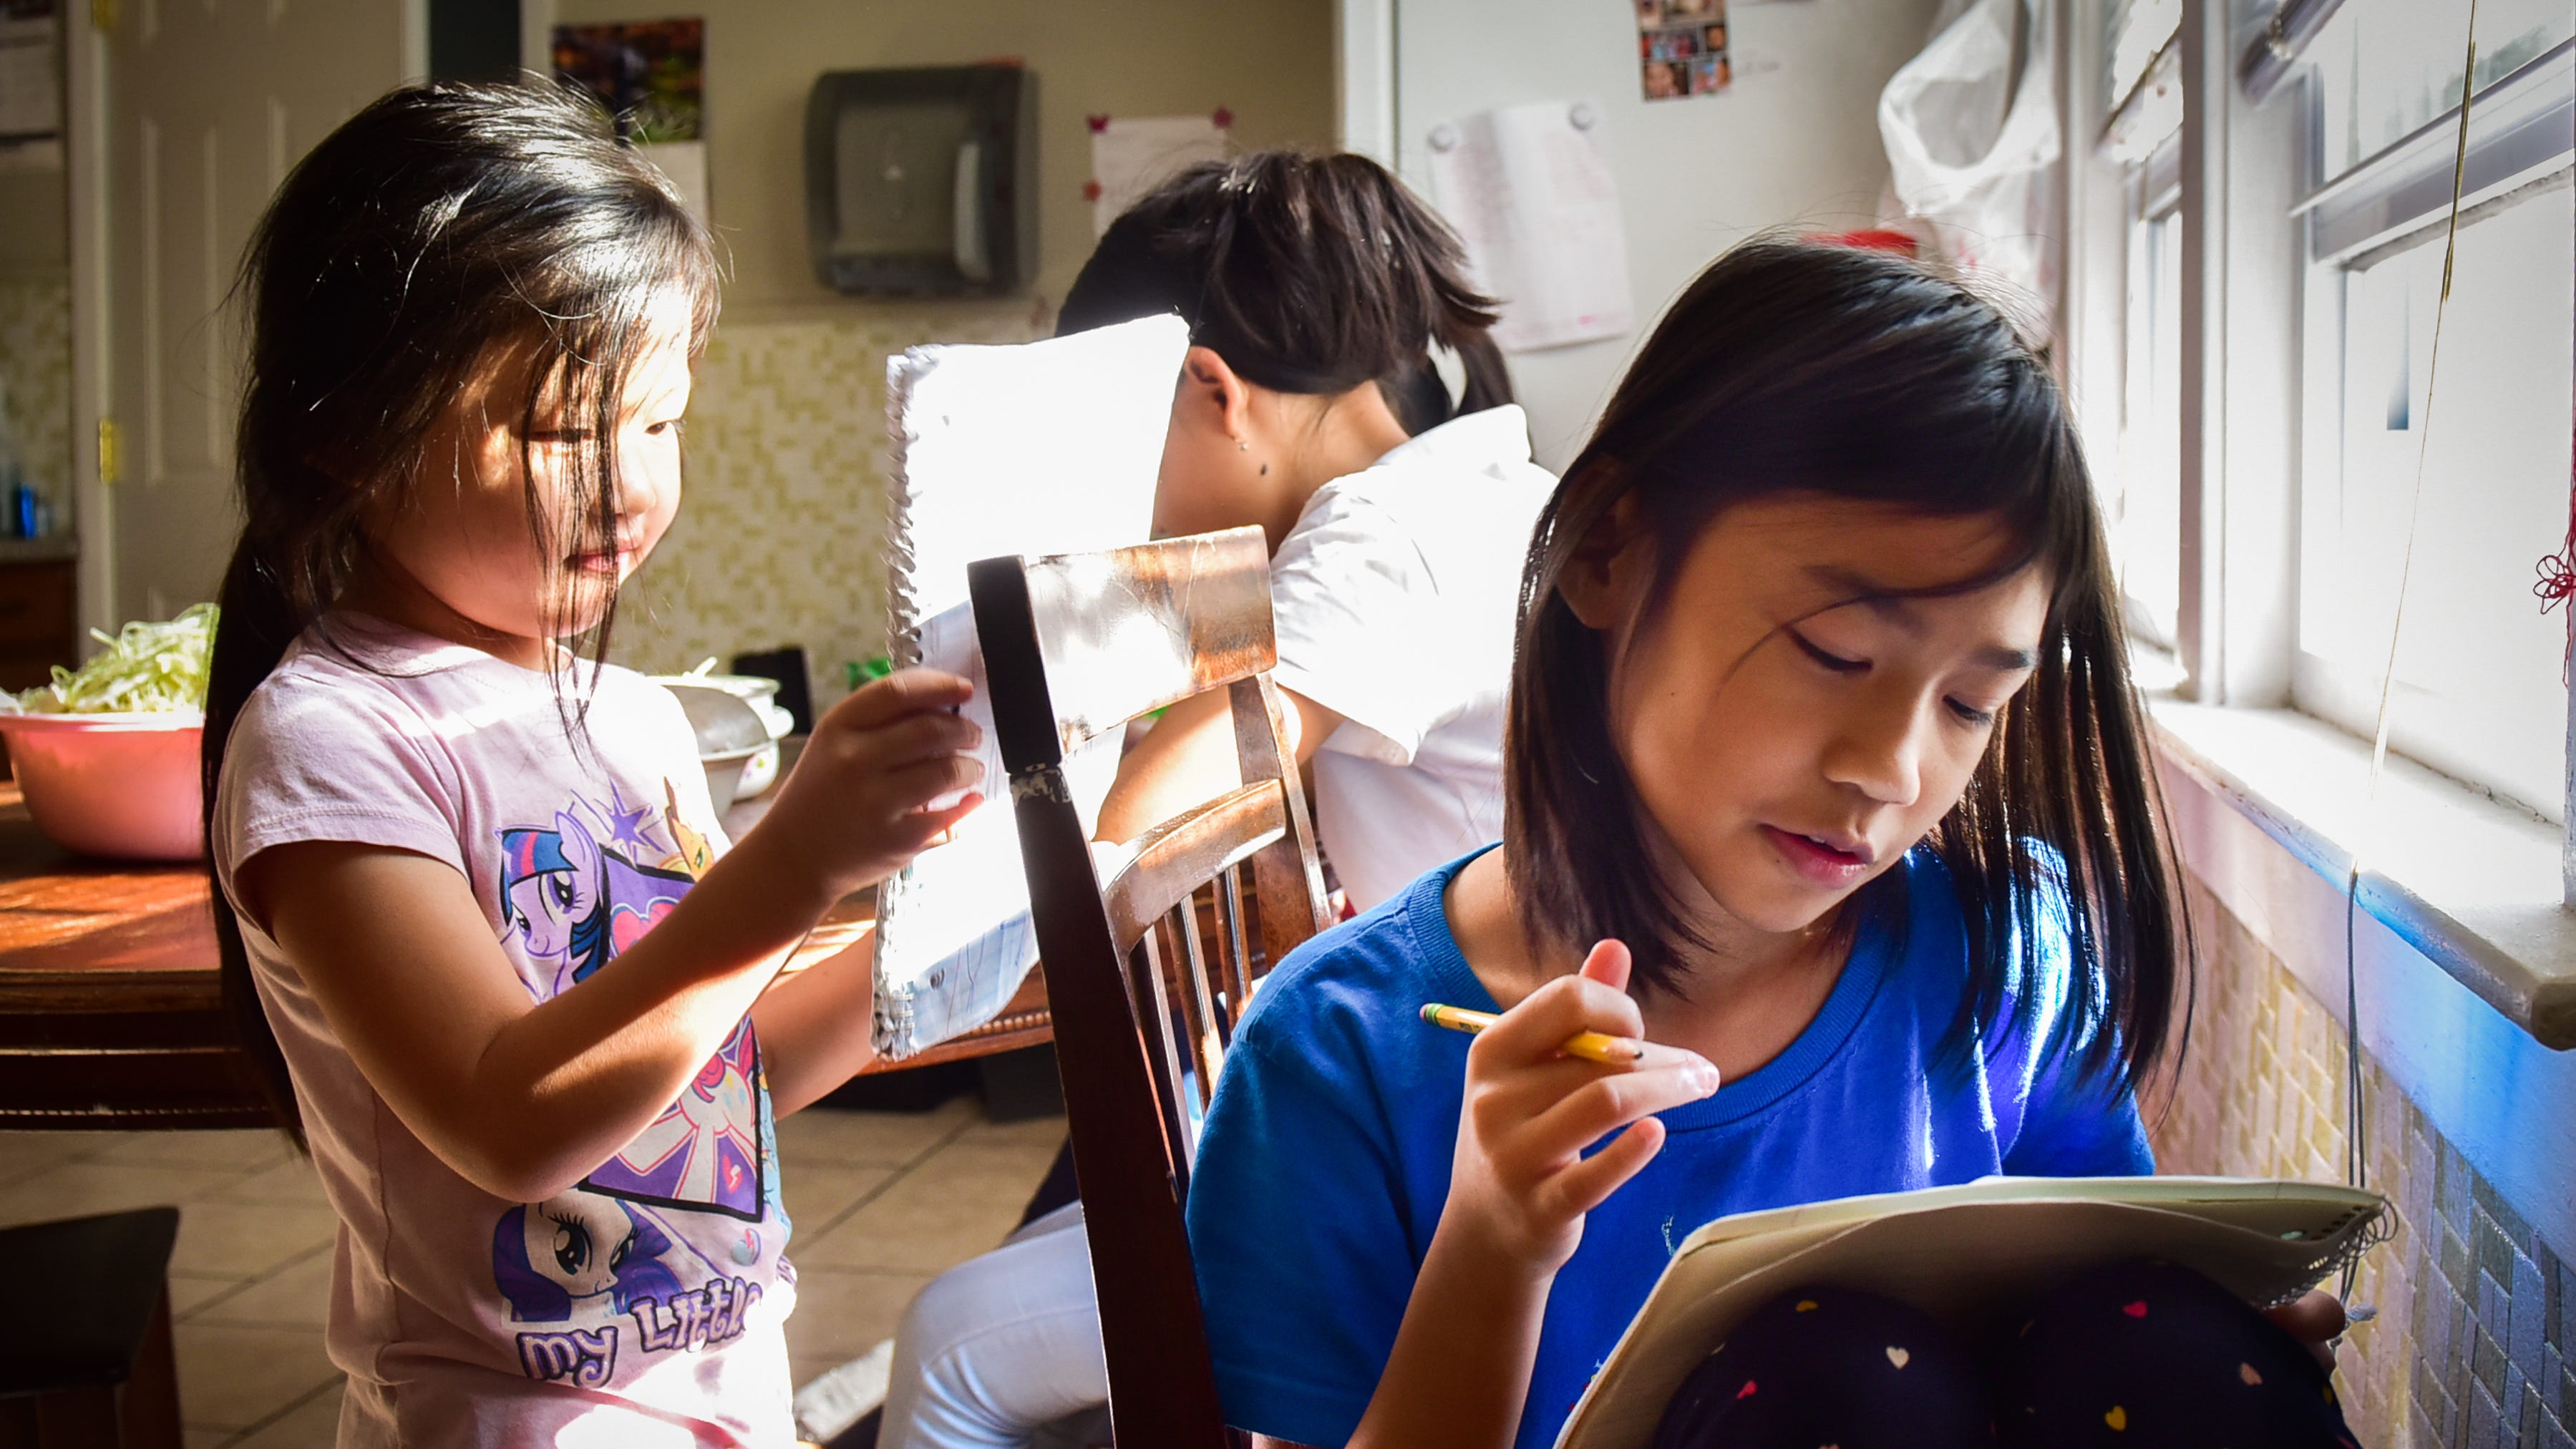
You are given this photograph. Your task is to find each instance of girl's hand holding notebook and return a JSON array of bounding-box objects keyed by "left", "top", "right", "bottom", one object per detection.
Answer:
[{"left": 1441, "top": 940, "right": 1722, "bottom": 1272}]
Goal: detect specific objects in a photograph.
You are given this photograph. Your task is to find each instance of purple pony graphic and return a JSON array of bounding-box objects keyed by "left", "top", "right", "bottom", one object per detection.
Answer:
[
  {"left": 500, "top": 803, "right": 697, "bottom": 997},
  {"left": 492, "top": 1189, "right": 685, "bottom": 1323},
  {"left": 583, "top": 1015, "right": 765, "bottom": 1221},
  {"left": 497, "top": 796, "right": 767, "bottom": 1222}
]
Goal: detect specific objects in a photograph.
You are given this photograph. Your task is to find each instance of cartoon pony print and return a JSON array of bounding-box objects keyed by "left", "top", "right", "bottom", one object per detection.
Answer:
[
  {"left": 496, "top": 790, "right": 768, "bottom": 1221},
  {"left": 500, "top": 798, "right": 698, "bottom": 998},
  {"left": 492, "top": 1188, "right": 685, "bottom": 1322},
  {"left": 584, "top": 1014, "right": 764, "bottom": 1220}
]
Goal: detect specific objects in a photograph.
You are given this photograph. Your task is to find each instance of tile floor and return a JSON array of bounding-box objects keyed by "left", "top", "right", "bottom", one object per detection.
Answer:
[{"left": 0, "top": 1096, "right": 1066, "bottom": 1447}]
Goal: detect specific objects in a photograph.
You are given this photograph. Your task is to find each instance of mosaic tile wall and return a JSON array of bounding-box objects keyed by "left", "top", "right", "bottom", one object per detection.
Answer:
[
  {"left": 0, "top": 275, "right": 73, "bottom": 505},
  {"left": 1, "top": 280, "right": 1055, "bottom": 688},
  {"left": 615, "top": 300, "right": 1048, "bottom": 696},
  {"left": 2155, "top": 878, "right": 2575, "bottom": 1449}
]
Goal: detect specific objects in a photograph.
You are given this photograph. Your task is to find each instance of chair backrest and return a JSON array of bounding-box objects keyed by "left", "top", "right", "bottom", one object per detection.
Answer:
[{"left": 969, "top": 525, "right": 1331, "bottom": 1449}]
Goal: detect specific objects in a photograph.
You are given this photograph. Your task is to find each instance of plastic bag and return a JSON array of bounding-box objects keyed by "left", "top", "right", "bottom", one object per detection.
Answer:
[{"left": 1877, "top": 0, "right": 2061, "bottom": 338}]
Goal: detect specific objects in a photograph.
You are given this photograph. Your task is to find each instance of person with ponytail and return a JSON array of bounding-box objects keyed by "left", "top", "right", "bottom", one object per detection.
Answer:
[
  {"left": 1069, "top": 150, "right": 1550, "bottom": 914},
  {"left": 871, "top": 151, "right": 1552, "bottom": 1449},
  {"left": 205, "top": 82, "right": 981, "bottom": 1446}
]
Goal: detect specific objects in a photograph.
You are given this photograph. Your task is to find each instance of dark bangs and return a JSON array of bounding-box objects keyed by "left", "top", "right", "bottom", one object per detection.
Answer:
[{"left": 1503, "top": 238, "right": 2186, "bottom": 1095}]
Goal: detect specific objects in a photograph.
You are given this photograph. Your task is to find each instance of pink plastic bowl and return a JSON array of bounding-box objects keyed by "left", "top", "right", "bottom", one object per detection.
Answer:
[{"left": 0, "top": 713, "right": 205, "bottom": 861}]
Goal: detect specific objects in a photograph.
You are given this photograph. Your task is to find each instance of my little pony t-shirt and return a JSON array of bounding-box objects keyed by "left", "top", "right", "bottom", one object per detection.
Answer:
[{"left": 213, "top": 614, "right": 794, "bottom": 1448}]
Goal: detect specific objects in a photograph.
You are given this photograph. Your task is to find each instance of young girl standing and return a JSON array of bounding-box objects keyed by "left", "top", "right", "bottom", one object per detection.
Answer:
[
  {"left": 205, "top": 84, "right": 980, "bottom": 1447},
  {"left": 1184, "top": 240, "right": 2353, "bottom": 1449}
]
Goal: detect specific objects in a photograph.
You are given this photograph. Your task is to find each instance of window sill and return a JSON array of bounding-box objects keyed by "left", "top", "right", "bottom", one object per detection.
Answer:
[{"left": 2147, "top": 698, "right": 2576, "bottom": 1049}]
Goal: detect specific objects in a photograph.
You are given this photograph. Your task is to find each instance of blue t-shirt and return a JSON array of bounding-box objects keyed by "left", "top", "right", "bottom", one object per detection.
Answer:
[{"left": 1185, "top": 847, "right": 2153, "bottom": 1449}]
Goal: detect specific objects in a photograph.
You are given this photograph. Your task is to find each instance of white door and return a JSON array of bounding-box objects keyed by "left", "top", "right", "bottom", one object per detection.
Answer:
[{"left": 95, "top": 0, "right": 412, "bottom": 624}]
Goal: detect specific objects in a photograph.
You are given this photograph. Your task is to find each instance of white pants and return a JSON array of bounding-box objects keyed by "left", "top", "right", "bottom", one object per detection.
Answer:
[{"left": 878, "top": 1203, "right": 1109, "bottom": 1449}]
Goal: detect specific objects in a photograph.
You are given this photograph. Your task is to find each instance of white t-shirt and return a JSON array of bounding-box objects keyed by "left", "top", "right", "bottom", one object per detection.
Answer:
[
  {"left": 212, "top": 615, "right": 795, "bottom": 1449},
  {"left": 1268, "top": 405, "right": 1557, "bottom": 911}
]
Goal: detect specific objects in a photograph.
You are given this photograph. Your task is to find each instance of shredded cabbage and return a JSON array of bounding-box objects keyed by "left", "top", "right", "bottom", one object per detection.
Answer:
[{"left": 2, "top": 603, "right": 218, "bottom": 715}]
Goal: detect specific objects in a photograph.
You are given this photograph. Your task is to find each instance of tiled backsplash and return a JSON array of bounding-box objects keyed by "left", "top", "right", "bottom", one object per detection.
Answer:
[
  {"left": 2157, "top": 879, "right": 2575, "bottom": 1449},
  {"left": 616, "top": 301, "right": 1049, "bottom": 694},
  {"left": 0, "top": 275, "right": 72, "bottom": 504},
  {"left": 0, "top": 288, "right": 1047, "bottom": 668}
]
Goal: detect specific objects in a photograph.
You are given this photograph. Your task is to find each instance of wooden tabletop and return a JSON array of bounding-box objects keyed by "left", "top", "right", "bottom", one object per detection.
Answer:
[
  {"left": 0, "top": 753, "right": 1051, "bottom": 1128},
  {"left": 0, "top": 779, "right": 255, "bottom": 1128},
  {"left": 0, "top": 783, "right": 221, "bottom": 1004}
]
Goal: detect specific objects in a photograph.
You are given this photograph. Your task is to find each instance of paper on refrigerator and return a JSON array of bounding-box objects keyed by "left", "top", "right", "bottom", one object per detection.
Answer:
[
  {"left": 1088, "top": 114, "right": 1230, "bottom": 238},
  {"left": 873, "top": 314, "right": 1187, "bottom": 1059},
  {"left": 1426, "top": 102, "right": 1635, "bottom": 353}
]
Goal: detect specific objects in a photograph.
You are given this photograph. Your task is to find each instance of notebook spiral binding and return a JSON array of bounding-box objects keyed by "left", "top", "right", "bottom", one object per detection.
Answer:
[
  {"left": 2260, "top": 1199, "right": 2398, "bottom": 1310},
  {"left": 885, "top": 347, "right": 931, "bottom": 672},
  {"left": 873, "top": 345, "right": 938, "bottom": 1058}
]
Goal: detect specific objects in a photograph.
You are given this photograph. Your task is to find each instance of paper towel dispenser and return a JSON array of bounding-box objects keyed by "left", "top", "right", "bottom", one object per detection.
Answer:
[{"left": 804, "top": 64, "right": 1039, "bottom": 296}]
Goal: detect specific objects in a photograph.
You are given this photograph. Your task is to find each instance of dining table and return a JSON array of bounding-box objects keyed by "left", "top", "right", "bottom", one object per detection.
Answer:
[{"left": 0, "top": 743, "right": 1052, "bottom": 1131}]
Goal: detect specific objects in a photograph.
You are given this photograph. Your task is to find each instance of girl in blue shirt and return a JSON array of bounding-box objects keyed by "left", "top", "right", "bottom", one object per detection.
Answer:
[{"left": 1184, "top": 240, "right": 2353, "bottom": 1449}]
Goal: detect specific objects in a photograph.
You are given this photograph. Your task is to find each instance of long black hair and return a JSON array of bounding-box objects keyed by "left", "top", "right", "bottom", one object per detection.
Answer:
[
  {"left": 203, "top": 82, "right": 721, "bottom": 1143},
  {"left": 1505, "top": 238, "right": 2189, "bottom": 1095},
  {"left": 1056, "top": 150, "right": 1512, "bottom": 431}
]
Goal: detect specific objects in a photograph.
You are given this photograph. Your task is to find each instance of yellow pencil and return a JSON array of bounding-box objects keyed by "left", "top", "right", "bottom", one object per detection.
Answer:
[{"left": 1418, "top": 1003, "right": 1645, "bottom": 1065}]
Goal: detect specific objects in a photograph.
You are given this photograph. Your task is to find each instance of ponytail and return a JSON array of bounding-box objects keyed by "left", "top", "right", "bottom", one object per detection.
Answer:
[
  {"left": 202, "top": 545, "right": 319, "bottom": 1142},
  {"left": 1058, "top": 150, "right": 1512, "bottom": 429}
]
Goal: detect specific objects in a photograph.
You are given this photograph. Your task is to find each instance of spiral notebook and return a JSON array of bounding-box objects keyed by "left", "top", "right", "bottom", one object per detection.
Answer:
[
  {"left": 870, "top": 314, "right": 1189, "bottom": 1060},
  {"left": 1554, "top": 1175, "right": 2391, "bottom": 1449}
]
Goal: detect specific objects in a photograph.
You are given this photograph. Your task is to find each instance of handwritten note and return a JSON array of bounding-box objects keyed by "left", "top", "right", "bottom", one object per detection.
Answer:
[
  {"left": 1088, "top": 114, "right": 1230, "bottom": 237},
  {"left": 1426, "top": 102, "right": 1635, "bottom": 353}
]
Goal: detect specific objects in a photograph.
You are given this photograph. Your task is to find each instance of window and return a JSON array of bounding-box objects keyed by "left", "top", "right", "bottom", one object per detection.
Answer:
[
  {"left": 2296, "top": 196, "right": 2572, "bottom": 819},
  {"left": 2075, "top": 0, "right": 2573, "bottom": 824},
  {"left": 2098, "top": 0, "right": 2185, "bottom": 651},
  {"left": 2309, "top": 0, "right": 2572, "bottom": 182},
  {"left": 2104, "top": 0, "right": 2182, "bottom": 116},
  {"left": 2292, "top": 0, "right": 2575, "bottom": 821},
  {"left": 2116, "top": 193, "right": 2183, "bottom": 648}
]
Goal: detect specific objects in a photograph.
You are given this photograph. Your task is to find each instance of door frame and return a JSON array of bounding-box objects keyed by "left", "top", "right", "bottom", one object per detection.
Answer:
[
  {"left": 62, "top": 0, "right": 426, "bottom": 642},
  {"left": 1336, "top": 0, "right": 1397, "bottom": 165},
  {"left": 64, "top": 1, "right": 108, "bottom": 641}
]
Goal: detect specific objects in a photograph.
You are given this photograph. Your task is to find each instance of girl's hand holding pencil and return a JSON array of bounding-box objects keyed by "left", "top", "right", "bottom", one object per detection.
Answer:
[
  {"left": 1432, "top": 940, "right": 1721, "bottom": 1274},
  {"left": 1419, "top": 1004, "right": 1646, "bottom": 1065}
]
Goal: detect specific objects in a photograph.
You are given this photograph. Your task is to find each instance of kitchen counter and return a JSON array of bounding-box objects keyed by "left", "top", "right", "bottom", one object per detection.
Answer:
[
  {"left": 0, "top": 752, "right": 1050, "bottom": 1129},
  {"left": 0, "top": 535, "right": 79, "bottom": 565}
]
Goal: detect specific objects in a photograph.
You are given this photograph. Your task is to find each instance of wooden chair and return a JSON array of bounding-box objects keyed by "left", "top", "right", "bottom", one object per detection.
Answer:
[
  {"left": 968, "top": 525, "right": 1332, "bottom": 1448},
  {"left": 0, "top": 1207, "right": 183, "bottom": 1447}
]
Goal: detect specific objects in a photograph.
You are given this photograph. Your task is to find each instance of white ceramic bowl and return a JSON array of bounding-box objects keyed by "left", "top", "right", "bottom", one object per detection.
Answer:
[
  {"left": 736, "top": 742, "right": 782, "bottom": 801},
  {"left": 652, "top": 673, "right": 794, "bottom": 800},
  {"left": 0, "top": 711, "right": 205, "bottom": 860}
]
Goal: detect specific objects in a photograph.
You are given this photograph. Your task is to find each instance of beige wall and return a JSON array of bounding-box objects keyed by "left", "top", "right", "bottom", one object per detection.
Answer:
[
  {"left": 1, "top": 23, "right": 71, "bottom": 511},
  {"left": 1, "top": 163, "right": 71, "bottom": 509},
  {"left": 550, "top": 0, "right": 1338, "bottom": 313},
  {"left": 0, "top": 172, "right": 68, "bottom": 273}
]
